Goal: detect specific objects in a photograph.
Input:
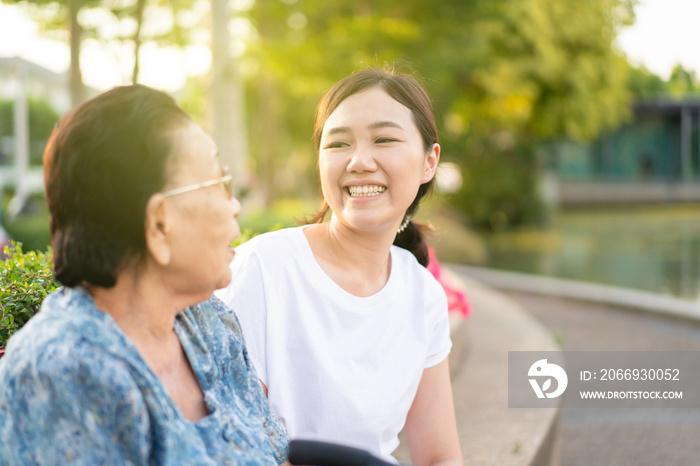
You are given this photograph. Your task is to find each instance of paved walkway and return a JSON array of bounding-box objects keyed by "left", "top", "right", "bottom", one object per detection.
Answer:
[
  {"left": 503, "top": 290, "right": 700, "bottom": 466},
  {"left": 394, "top": 271, "right": 561, "bottom": 466}
]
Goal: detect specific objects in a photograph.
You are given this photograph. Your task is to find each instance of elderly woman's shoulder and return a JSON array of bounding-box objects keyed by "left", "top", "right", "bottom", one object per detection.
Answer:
[
  {"left": 180, "top": 295, "right": 245, "bottom": 344},
  {"left": 1, "top": 287, "right": 135, "bottom": 380},
  {"left": 180, "top": 294, "right": 233, "bottom": 329}
]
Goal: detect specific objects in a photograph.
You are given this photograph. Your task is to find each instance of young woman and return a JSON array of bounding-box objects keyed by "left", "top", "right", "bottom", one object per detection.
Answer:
[{"left": 218, "top": 68, "right": 463, "bottom": 465}]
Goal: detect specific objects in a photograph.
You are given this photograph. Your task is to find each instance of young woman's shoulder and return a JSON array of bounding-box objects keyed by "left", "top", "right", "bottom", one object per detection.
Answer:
[
  {"left": 235, "top": 226, "right": 306, "bottom": 260},
  {"left": 390, "top": 245, "right": 448, "bottom": 314},
  {"left": 391, "top": 246, "right": 442, "bottom": 284}
]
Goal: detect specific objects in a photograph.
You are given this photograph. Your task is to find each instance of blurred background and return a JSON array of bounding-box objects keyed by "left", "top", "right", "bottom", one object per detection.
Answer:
[{"left": 1, "top": 0, "right": 700, "bottom": 301}]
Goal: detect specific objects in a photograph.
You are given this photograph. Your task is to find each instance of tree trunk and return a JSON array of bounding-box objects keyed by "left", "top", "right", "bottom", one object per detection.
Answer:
[
  {"left": 67, "top": 0, "right": 85, "bottom": 107},
  {"left": 208, "top": 0, "right": 248, "bottom": 194},
  {"left": 132, "top": 0, "right": 146, "bottom": 84}
]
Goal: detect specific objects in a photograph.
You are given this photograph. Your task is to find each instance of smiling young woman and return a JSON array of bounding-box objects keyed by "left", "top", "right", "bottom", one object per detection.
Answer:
[{"left": 218, "top": 67, "right": 463, "bottom": 465}]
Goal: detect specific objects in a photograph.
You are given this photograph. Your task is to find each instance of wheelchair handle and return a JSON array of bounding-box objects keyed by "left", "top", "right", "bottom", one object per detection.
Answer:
[{"left": 288, "top": 439, "right": 400, "bottom": 466}]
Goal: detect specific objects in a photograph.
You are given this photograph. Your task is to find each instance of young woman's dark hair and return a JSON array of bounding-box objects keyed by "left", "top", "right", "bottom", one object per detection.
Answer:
[
  {"left": 43, "top": 84, "right": 191, "bottom": 288},
  {"left": 309, "top": 66, "right": 439, "bottom": 266}
]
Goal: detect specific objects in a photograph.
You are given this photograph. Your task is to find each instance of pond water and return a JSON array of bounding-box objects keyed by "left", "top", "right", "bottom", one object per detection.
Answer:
[{"left": 475, "top": 204, "right": 700, "bottom": 301}]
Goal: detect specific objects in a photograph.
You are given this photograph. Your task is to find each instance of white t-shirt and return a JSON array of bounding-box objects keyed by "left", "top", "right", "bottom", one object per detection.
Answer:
[{"left": 215, "top": 226, "right": 451, "bottom": 461}]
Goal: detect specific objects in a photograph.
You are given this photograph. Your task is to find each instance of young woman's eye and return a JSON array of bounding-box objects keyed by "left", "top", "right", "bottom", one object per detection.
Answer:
[
  {"left": 325, "top": 141, "right": 348, "bottom": 149},
  {"left": 375, "top": 137, "right": 398, "bottom": 144}
]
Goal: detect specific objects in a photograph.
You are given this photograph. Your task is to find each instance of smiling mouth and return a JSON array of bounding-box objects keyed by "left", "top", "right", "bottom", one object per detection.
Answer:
[{"left": 347, "top": 185, "right": 387, "bottom": 197}]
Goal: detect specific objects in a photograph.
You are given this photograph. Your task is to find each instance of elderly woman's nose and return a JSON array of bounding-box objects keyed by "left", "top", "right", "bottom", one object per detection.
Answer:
[{"left": 230, "top": 196, "right": 242, "bottom": 218}]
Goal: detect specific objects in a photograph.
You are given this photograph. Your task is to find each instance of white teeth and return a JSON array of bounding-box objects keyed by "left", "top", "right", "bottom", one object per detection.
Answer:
[{"left": 348, "top": 185, "right": 386, "bottom": 197}]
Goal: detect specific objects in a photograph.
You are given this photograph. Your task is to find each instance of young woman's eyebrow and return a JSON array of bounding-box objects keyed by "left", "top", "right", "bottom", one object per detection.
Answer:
[
  {"left": 327, "top": 121, "right": 404, "bottom": 136},
  {"left": 368, "top": 121, "right": 404, "bottom": 131},
  {"left": 326, "top": 126, "right": 351, "bottom": 136}
]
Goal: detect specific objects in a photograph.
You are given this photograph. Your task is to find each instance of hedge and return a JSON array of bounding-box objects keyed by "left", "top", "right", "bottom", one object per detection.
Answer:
[{"left": 0, "top": 243, "right": 59, "bottom": 350}]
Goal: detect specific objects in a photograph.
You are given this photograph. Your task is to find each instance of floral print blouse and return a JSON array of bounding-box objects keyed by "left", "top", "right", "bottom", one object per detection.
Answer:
[{"left": 0, "top": 287, "right": 289, "bottom": 465}]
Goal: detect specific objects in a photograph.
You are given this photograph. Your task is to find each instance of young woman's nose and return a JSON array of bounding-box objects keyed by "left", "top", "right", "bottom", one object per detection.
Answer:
[{"left": 346, "top": 145, "right": 378, "bottom": 173}]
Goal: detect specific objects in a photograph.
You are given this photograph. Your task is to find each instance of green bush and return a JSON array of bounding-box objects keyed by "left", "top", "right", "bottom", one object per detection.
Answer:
[{"left": 0, "top": 243, "right": 59, "bottom": 349}]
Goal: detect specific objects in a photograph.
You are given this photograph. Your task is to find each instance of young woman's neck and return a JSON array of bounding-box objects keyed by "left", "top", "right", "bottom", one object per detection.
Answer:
[{"left": 304, "top": 216, "right": 399, "bottom": 297}]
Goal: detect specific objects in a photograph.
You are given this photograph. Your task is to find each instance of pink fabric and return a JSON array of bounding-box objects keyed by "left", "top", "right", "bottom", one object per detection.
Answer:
[{"left": 426, "top": 247, "right": 471, "bottom": 318}]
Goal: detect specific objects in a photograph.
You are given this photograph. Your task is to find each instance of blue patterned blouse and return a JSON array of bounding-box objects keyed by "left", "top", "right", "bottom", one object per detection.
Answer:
[{"left": 0, "top": 287, "right": 289, "bottom": 465}]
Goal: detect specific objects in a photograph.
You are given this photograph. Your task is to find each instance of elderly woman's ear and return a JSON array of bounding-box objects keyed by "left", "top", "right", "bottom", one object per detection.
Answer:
[{"left": 144, "top": 194, "right": 172, "bottom": 266}]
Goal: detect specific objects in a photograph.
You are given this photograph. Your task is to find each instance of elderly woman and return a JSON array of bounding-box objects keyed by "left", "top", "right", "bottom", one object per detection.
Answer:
[{"left": 0, "top": 85, "right": 288, "bottom": 464}]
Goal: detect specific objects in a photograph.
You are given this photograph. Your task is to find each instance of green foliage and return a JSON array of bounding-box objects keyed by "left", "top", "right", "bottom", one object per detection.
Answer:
[
  {"left": 9, "top": 0, "right": 647, "bottom": 230},
  {"left": 668, "top": 65, "right": 699, "bottom": 95},
  {"left": 238, "top": 198, "right": 317, "bottom": 234},
  {"left": 0, "top": 243, "right": 59, "bottom": 349},
  {"left": 178, "top": 76, "right": 208, "bottom": 127},
  {"left": 628, "top": 65, "right": 669, "bottom": 98},
  {"left": 453, "top": 139, "right": 544, "bottom": 230},
  {"left": 10, "top": 0, "right": 208, "bottom": 89},
  {"left": 627, "top": 63, "right": 699, "bottom": 99}
]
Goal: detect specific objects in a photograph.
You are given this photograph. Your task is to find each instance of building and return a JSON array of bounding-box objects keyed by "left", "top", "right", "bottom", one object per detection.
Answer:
[
  {"left": 548, "top": 97, "right": 700, "bottom": 205},
  {"left": 0, "top": 56, "right": 71, "bottom": 217},
  {"left": 0, "top": 56, "right": 72, "bottom": 113}
]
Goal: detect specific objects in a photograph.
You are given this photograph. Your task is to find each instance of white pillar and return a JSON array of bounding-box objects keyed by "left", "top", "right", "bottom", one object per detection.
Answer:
[{"left": 8, "top": 58, "right": 30, "bottom": 218}]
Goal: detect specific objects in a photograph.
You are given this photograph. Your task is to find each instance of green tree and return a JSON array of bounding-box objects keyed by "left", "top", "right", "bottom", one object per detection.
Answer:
[
  {"left": 627, "top": 65, "right": 668, "bottom": 98},
  {"left": 4, "top": 0, "right": 94, "bottom": 105},
  {"left": 668, "top": 64, "right": 698, "bottom": 95},
  {"left": 245, "top": 0, "right": 635, "bottom": 227},
  {"left": 5, "top": 0, "right": 206, "bottom": 102}
]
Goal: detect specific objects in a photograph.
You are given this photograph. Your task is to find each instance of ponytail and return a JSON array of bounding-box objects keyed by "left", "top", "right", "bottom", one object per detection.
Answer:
[
  {"left": 393, "top": 220, "right": 431, "bottom": 267},
  {"left": 391, "top": 177, "right": 434, "bottom": 267}
]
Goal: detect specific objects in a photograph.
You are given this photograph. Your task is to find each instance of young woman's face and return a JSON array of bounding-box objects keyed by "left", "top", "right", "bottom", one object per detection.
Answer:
[{"left": 318, "top": 86, "right": 438, "bottom": 234}]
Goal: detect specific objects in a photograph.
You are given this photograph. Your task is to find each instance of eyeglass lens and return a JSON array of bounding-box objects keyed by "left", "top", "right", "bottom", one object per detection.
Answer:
[{"left": 220, "top": 166, "right": 233, "bottom": 197}]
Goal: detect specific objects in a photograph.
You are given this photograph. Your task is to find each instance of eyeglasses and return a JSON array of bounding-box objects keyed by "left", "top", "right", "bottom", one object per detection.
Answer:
[{"left": 160, "top": 165, "right": 233, "bottom": 198}]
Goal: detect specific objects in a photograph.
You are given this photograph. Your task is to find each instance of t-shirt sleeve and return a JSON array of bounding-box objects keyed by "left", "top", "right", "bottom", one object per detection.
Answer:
[
  {"left": 215, "top": 243, "right": 270, "bottom": 386},
  {"left": 424, "top": 276, "right": 453, "bottom": 368},
  {"left": 0, "top": 345, "right": 150, "bottom": 464}
]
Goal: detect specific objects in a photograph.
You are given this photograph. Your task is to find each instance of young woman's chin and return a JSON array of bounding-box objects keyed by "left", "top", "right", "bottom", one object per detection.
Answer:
[{"left": 335, "top": 213, "right": 401, "bottom": 236}]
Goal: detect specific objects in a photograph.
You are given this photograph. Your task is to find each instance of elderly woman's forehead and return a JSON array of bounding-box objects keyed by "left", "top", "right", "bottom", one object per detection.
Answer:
[{"left": 168, "top": 122, "right": 218, "bottom": 165}]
